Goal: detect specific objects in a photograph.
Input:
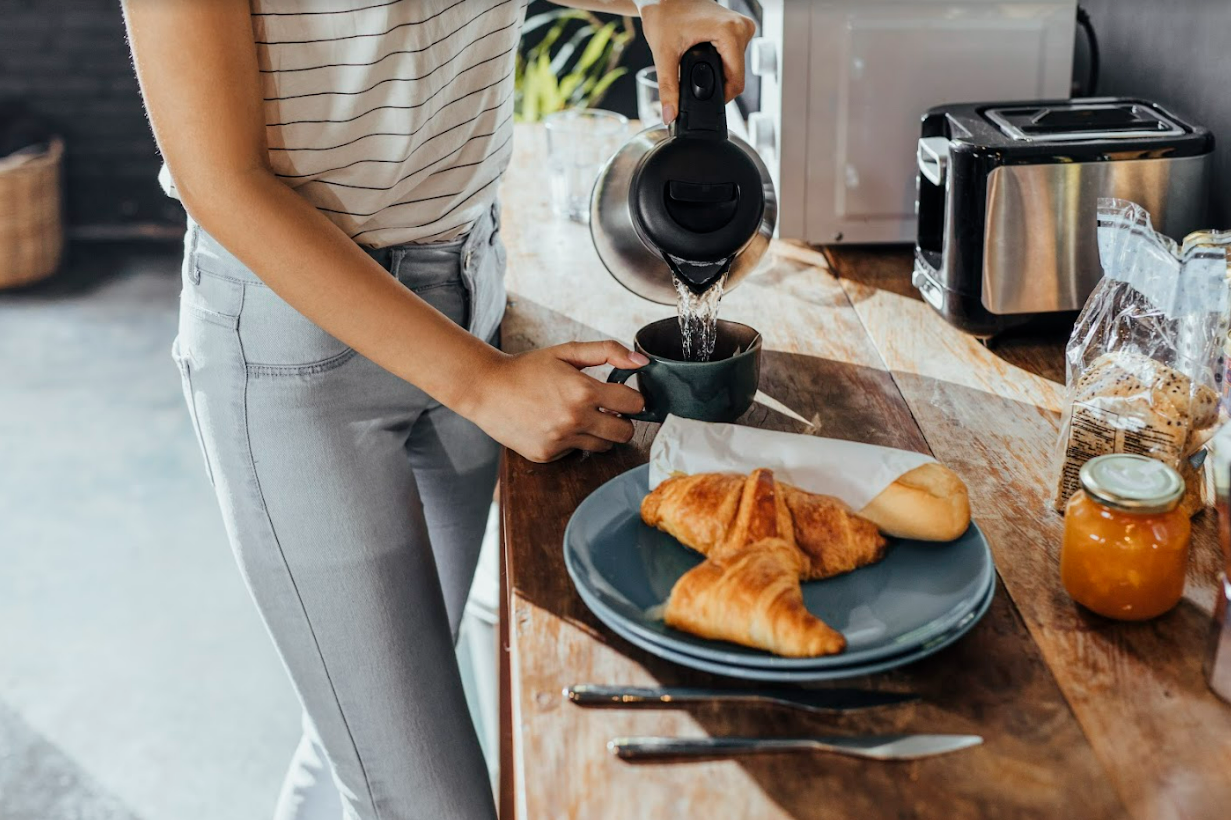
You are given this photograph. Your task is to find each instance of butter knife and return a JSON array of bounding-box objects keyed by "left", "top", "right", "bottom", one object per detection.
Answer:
[
  {"left": 565, "top": 684, "right": 918, "bottom": 714},
  {"left": 609, "top": 734, "right": 983, "bottom": 761}
]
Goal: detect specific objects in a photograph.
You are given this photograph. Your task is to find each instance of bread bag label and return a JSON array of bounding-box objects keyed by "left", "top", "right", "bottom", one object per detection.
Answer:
[{"left": 1055, "top": 400, "right": 1186, "bottom": 508}]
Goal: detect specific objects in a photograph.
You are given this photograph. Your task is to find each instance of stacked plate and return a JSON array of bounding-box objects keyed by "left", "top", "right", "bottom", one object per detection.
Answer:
[{"left": 564, "top": 465, "right": 995, "bottom": 682}]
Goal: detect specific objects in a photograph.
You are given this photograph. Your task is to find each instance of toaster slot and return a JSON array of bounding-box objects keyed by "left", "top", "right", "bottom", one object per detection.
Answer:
[
  {"left": 1026, "top": 106, "right": 1161, "bottom": 134},
  {"left": 915, "top": 115, "right": 950, "bottom": 271},
  {"left": 985, "top": 100, "right": 1186, "bottom": 143}
]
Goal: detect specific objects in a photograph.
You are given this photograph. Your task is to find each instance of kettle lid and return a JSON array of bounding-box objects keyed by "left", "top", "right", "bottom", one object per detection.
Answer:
[{"left": 630, "top": 44, "right": 765, "bottom": 272}]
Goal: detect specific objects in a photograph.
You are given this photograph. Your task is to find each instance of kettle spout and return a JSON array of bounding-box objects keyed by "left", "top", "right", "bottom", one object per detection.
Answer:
[{"left": 665, "top": 254, "right": 733, "bottom": 295}]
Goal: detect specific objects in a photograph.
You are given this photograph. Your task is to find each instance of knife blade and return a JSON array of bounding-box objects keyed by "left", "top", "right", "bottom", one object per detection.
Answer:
[
  {"left": 565, "top": 684, "right": 918, "bottom": 714},
  {"left": 608, "top": 734, "right": 983, "bottom": 762}
]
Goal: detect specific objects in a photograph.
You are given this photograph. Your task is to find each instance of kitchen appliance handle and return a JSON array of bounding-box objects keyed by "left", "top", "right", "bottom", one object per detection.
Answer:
[
  {"left": 917, "top": 136, "right": 951, "bottom": 187},
  {"left": 674, "top": 42, "right": 727, "bottom": 140},
  {"left": 607, "top": 366, "right": 662, "bottom": 422}
]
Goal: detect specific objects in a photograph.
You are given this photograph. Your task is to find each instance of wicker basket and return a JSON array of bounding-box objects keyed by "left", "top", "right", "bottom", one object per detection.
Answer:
[{"left": 0, "top": 137, "right": 64, "bottom": 288}]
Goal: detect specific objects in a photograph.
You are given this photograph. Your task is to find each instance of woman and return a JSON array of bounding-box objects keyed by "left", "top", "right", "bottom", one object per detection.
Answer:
[{"left": 122, "top": 1, "right": 754, "bottom": 817}]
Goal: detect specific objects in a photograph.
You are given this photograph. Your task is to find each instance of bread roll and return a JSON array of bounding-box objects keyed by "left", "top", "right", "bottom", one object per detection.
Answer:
[
  {"left": 857, "top": 462, "right": 971, "bottom": 542},
  {"left": 1075, "top": 352, "right": 1219, "bottom": 431}
]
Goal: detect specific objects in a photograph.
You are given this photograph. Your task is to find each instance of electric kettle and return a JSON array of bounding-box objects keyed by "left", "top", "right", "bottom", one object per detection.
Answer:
[{"left": 590, "top": 43, "right": 777, "bottom": 305}]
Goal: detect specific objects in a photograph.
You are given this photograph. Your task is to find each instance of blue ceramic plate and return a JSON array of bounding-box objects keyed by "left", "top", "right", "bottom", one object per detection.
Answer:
[
  {"left": 564, "top": 464, "right": 995, "bottom": 670},
  {"left": 581, "top": 574, "right": 995, "bottom": 682}
]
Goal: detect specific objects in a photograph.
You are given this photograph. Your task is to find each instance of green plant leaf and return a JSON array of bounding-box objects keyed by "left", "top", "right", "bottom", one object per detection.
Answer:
[
  {"left": 586, "top": 67, "right": 627, "bottom": 108},
  {"left": 537, "top": 53, "right": 561, "bottom": 115},
  {"left": 537, "top": 18, "right": 571, "bottom": 59},
  {"left": 521, "top": 60, "right": 541, "bottom": 122},
  {"left": 549, "top": 24, "right": 596, "bottom": 75},
  {"left": 574, "top": 21, "right": 617, "bottom": 76},
  {"left": 558, "top": 72, "right": 584, "bottom": 102},
  {"left": 521, "top": 8, "right": 583, "bottom": 38}
]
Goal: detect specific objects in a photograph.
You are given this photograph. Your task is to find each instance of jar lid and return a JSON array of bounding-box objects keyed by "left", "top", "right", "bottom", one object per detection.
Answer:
[{"left": 1079, "top": 454, "right": 1185, "bottom": 514}]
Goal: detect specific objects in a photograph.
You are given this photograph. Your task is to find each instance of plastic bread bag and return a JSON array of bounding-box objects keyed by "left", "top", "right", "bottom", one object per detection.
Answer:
[{"left": 1052, "top": 198, "right": 1231, "bottom": 513}]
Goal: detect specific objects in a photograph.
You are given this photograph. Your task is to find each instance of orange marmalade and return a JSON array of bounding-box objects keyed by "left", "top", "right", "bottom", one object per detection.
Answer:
[{"left": 1061, "top": 454, "right": 1190, "bottom": 621}]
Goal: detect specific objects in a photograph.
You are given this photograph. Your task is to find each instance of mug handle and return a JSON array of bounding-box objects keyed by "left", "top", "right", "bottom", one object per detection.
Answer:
[{"left": 607, "top": 365, "right": 662, "bottom": 422}]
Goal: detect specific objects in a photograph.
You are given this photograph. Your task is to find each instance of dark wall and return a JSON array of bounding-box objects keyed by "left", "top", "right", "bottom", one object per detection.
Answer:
[
  {"left": 0, "top": 0, "right": 183, "bottom": 234},
  {"left": 1081, "top": 1, "right": 1231, "bottom": 226}
]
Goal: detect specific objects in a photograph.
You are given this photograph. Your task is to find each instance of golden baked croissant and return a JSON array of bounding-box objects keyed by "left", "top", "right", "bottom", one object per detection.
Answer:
[
  {"left": 642, "top": 469, "right": 887, "bottom": 580},
  {"left": 645, "top": 469, "right": 856, "bottom": 657},
  {"left": 665, "top": 537, "right": 846, "bottom": 657}
]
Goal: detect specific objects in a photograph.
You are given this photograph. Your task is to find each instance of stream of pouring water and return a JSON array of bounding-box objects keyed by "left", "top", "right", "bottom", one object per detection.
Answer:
[{"left": 672, "top": 271, "right": 728, "bottom": 362}]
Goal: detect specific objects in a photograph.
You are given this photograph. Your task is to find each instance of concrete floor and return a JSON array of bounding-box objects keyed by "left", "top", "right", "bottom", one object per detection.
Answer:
[
  {"left": 0, "top": 243, "right": 501, "bottom": 819},
  {"left": 0, "top": 245, "right": 305, "bottom": 819}
]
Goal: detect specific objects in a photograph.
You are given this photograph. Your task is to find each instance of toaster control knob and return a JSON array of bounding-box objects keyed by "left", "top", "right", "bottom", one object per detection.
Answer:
[
  {"left": 748, "top": 111, "right": 775, "bottom": 157},
  {"left": 749, "top": 38, "right": 777, "bottom": 79}
]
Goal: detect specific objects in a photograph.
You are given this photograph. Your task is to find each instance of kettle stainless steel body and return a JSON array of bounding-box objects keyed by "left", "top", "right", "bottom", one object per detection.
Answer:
[{"left": 590, "top": 44, "right": 777, "bottom": 306}]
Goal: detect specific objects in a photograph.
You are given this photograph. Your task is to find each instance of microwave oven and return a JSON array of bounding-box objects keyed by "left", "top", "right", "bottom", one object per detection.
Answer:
[{"left": 723, "top": 0, "right": 1078, "bottom": 244}]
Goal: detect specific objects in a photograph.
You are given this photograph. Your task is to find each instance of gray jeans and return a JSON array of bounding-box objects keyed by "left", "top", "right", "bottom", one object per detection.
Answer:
[{"left": 171, "top": 205, "right": 506, "bottom": 820}]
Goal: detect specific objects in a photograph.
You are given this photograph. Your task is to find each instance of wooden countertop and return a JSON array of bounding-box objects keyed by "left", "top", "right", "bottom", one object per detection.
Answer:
[{"left": 496, "top": 124, "right": 1231, "bottom": 820}]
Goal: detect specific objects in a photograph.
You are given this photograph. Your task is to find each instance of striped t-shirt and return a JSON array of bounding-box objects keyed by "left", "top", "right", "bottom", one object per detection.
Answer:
[{"left": 164, "top": 0, "right": 526, "bottom": 246}]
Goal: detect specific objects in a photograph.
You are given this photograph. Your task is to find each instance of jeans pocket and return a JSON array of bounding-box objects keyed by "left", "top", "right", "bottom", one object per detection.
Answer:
[
  {"left": 238, "top": 283, "right": 358, "bottom": 376},
  {"left": 413, "top": 278, "right": 470, "bottom": 330},
  {"left": 469, "top": 235, "right": 507, "bottom": 344},
  {"left": 171, "top": 337, "right": 216, "bottom": 488}
]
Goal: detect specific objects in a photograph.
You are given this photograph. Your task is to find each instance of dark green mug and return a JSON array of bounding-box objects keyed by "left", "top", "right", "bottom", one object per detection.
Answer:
[{"left": 607, "top": 317, "right": 762, "bottom": 423}]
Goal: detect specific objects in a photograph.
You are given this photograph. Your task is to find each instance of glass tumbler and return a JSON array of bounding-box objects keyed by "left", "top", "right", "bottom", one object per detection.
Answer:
[
  {"left": 636, "top": 66, "right": 661, "bottom": 124},
  {"left": 543, "top": 108, "right": 628, "bottom": 224}
]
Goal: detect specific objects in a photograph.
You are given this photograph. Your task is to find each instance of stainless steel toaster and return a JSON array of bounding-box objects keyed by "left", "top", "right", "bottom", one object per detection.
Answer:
[{"left": 912, "top": 98, "right": 1213, "bottom": 337}]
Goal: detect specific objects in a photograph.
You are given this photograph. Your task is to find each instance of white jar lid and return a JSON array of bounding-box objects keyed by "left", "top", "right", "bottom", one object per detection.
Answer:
[{"left": 1079, "top": 454, "right": 1184, "bottom": 514}]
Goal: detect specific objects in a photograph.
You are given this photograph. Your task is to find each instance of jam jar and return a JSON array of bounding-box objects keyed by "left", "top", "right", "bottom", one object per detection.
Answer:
[{"left": 1061, "top": 454, "right": 1191, "bottom": 621}]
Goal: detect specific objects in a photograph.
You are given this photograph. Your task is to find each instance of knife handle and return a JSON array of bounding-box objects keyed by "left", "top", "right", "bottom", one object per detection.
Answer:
[
  {"left": 609, "top": 734, "right": 983, "bottom": 761},
  {"left": 609, "top": 736, "right": 807, "bottom": 760},
  {"left": 566, "top": 685, "right": 681, "bottom": 706}
]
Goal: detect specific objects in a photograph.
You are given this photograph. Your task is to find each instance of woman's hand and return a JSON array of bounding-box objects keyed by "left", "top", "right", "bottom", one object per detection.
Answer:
[
  {"left": 462, "top": 341, "right": 649, "bottom": 463},
  {"left": 639, "top": 0, "right": 757, "bottom": 124}
]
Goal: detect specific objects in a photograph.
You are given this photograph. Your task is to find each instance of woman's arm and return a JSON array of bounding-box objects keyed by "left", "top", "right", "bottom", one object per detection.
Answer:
[
  {"left": 123, "top": 0, "right": 645, "bottom": 463},
  {"left": 551, "top": 1, "right": 638, "bottom": 12},
  {"left": 553, "top": 0, "right": 756, "bottom": 124}
]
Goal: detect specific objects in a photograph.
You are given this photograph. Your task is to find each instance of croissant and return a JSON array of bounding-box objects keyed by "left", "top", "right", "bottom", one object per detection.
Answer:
[
  {"left": 642, "top": 469, "right": 887, "bottom": 580},
  {"left": 665, "top": 537, "right": 847, "bottom": 657},
  {"left": 645, "top": 469, "right": 858, "bottom": 656}
]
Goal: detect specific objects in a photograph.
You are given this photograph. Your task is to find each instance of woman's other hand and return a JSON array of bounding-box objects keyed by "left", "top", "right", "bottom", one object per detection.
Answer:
[
  {"left": 462, "top": 341, "right": 648, "bottom": 463},
  {"left": 639, "top": 0, "right": 757, "bottom": 125}
]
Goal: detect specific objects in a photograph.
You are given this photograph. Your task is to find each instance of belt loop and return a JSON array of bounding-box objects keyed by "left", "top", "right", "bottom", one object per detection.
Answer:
[{"left": 489, "top": 201, "right": 500, "bottom": 244}]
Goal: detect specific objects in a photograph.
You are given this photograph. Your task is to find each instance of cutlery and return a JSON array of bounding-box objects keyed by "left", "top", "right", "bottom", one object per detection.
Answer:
[
  {"left": 565, "top": 684, "right": 918, "bottom": 714},
  {"left": 608, "top": 734, "right": 983, "bottom": 762}
]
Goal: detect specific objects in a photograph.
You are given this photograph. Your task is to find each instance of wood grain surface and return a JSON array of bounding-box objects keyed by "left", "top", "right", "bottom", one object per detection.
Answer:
[
  {"left": 488, "top": 124, "right": 1213, "bottom": 820},
  {"left": 828, "top": 247, "right": 1231, "bottom": 820}
]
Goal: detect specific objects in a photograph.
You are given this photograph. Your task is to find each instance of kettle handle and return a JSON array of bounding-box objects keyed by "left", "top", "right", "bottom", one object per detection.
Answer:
[{"left": 675, "top": 42, "right": 727, "bottom": 140}]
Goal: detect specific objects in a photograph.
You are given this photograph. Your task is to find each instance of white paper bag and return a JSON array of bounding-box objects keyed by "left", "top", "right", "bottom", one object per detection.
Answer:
[{"left": 648, "top": 415, "right": 934, "bottom": 511}]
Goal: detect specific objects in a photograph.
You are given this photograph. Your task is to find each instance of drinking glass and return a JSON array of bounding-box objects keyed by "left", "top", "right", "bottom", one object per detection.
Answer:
[
  {"left": 543, "top": 109, "right": 629, "bottom": 224},
  {"left": 636, "top": 66, "right": 661, "bottom": 125}
]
